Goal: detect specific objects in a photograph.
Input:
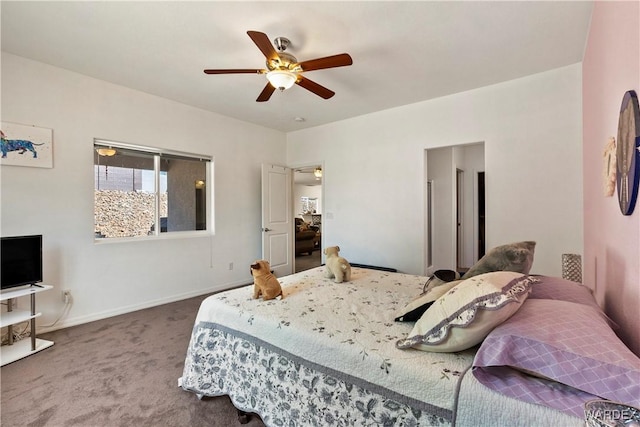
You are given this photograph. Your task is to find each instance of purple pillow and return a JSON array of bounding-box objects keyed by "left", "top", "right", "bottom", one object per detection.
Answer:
[
  {"left": 529, "top": 275, "right": 597, "bottom": 306},
  {"left": 529, "top": 275, "right": 618, "bottom": 329},
  {"left": 472, "top": 299, "right": 640, "bottom": 418}
]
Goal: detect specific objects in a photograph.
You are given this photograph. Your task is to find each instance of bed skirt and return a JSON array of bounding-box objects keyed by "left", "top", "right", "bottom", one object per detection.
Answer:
[{"left": 180, "top": 321, "right": 453, "bottom": 426}]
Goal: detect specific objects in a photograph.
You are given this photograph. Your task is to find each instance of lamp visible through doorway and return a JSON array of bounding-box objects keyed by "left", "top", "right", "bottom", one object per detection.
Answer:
[
  {"left": 96, "top": 147, "right": 116, "bottom": 157},
  {"left": 562, "top": 253, "right": 582, "bottom": 283}
]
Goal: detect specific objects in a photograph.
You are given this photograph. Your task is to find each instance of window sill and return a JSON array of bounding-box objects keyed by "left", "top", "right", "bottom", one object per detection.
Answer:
[{"left": 94, "top": 230, "right": 213, "bottom": 244}]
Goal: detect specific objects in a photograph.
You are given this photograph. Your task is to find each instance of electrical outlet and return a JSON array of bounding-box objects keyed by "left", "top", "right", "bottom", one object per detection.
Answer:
[
  {"left": 228, "top": 262, "right": 234, "bottom": 271},
  {"left": 62, "top": 290, "right": 71, "bottom": 304}
]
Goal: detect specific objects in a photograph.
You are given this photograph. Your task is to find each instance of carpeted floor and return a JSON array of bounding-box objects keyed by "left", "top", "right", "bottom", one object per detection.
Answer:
[{"left": 0, "top": 293, "right": 266, "bottom": 427}]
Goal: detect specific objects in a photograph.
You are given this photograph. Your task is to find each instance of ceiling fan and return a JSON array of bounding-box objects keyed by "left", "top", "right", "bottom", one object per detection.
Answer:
[
  {"left": 204, "top": 31, "right": 353, "bottom": 102},
  {"left": 296, "top": 166, "right": 323, "bottom": 179}
]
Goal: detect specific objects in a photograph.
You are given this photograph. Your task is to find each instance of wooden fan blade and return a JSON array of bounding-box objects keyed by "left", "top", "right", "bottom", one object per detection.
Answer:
[
  {"left": 297, "top": 53, "right": 353, "bottom": 72},
  {"left": 204, "top": 69, "right": 263, "bottom": 74},
  {"left": 296, "top": 76, "right": 335, "bottom": 99},
  {"left": 256, "top": 83, "right": 276, "bottom": 102},
  {"left": 247, "top": 31, "right": 279, "bottom": 63}
]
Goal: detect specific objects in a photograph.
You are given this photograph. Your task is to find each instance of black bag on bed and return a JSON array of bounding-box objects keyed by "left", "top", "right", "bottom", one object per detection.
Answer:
[
  {"left": 394, "top": 269, "right": 461, "bottom": 322},
  {"left": 422, "top": 269, "right": 459, "bottom": 293}
]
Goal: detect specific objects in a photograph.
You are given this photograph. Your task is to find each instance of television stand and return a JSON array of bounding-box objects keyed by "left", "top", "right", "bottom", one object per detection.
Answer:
[{"left": 1, "top": 284, "right": 54, "bottom": 366}]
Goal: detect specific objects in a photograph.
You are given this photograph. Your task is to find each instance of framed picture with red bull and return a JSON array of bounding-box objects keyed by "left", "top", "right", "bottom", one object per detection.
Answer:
[{"left": 0, "top": 121, "right": 53, "bottom": 168}]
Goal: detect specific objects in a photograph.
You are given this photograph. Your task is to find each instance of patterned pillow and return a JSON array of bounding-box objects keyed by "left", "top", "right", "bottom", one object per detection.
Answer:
[
  {"left": 461, "top": 241, "right": 536, "bottom": 280},
  {"left": 472, "top": 299, "right": 640, "bottom": 418},
  {"left": 396, "top": 272, "right": 535, "bottom": 352}
]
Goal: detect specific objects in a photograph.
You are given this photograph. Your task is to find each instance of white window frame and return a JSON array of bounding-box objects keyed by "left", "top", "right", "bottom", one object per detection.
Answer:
[{"left": 93, "top": 139, "right": 214, "bottom": 243}]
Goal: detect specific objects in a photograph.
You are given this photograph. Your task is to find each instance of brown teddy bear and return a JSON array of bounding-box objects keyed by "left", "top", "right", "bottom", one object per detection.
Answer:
[
  {"left": 323, "top": 246, "right": 352, "bottom": 283},
  {"left": 250, "top": 260, "right": 283, "bottom": 300}
]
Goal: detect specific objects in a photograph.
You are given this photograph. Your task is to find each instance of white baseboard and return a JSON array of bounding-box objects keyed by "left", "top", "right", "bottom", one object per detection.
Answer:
[{"left": 37, "top": 279, "right": 251, "bottom": 334}]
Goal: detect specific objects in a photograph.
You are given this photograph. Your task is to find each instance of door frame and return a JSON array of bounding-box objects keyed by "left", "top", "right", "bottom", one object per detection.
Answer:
[{"left": 456, "top": 168, "right": 465, "bottom": 271}]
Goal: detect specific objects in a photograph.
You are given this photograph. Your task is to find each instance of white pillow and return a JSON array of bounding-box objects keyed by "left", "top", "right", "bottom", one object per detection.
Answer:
[{"left": 396, "top": 271, "right": 535, "bottom": 352}]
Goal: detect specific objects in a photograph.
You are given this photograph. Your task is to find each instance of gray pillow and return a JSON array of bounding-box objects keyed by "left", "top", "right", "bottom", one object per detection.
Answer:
[{"left": 462, "top": 241, "right": 536, "bottom": 280}]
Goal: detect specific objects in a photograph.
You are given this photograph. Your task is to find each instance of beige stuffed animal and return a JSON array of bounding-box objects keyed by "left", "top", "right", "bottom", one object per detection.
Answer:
[
  {"left": 250, "top": 260, "right": 283, "bottom": 300},
  {"left": 323, "top": 246, "right": 352, "bottom": 283}
]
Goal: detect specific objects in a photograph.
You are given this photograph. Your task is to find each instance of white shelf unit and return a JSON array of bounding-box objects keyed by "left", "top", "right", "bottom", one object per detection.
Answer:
[{"left": 1, "top": 284, "right": 54, "bottom": 366}]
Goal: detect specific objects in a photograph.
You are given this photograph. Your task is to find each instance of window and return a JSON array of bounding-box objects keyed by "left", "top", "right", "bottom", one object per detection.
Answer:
[
  {"left": 300, "top": 197, "right": 318, "bottom": 214},
  {"left": 94, "top": 140, "right": 212, "bottom": 239}
]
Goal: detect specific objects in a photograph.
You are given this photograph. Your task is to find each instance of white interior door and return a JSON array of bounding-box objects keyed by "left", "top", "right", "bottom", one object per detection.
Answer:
[{"left": 261, "top": 164, "right": 293, "bottom": 277}]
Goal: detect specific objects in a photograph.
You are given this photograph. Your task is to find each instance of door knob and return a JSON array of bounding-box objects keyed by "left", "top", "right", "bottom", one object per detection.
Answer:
[{"left": 263, "top": 227, "right": 272, "bottom": 232}]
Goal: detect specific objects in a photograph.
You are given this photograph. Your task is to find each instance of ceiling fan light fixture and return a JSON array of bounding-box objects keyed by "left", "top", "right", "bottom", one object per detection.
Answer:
[
  {"left": 314, "top": 167, "right": 323, "bottom": 178},
  {"left": 96, "top": 147, "right": 116, "bottom": 157},
  {"left": 266, "top": 69, "right": 297, "bottom": 90}
]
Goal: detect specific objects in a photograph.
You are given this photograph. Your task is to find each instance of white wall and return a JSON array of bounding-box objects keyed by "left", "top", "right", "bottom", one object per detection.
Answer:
[
  {"left": 1, "top": 53, "right": 286, "bottom": 330},
  {"left": 288, "top": 64, "right": 583, "bottom": 275}
]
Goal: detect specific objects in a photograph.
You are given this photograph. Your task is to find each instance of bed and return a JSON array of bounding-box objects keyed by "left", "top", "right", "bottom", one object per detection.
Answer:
[{"left": 179, "top": 265, "right": 639, "bottom": 426}]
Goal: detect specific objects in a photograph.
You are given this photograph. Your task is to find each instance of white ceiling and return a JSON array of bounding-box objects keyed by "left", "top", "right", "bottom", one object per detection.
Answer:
[{"left": 1, "top": 1, "right": 593, "bottom": 133}]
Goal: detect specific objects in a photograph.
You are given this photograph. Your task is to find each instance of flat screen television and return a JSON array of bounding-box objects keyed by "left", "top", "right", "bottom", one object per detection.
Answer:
[{"left": 1, "top": 235, "right": 43, "bottom": 290}]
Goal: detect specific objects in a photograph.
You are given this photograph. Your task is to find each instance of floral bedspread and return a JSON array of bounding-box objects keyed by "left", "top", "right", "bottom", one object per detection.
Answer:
[{"left": 180, "top": 267, "right": 475, "bottom": 426}]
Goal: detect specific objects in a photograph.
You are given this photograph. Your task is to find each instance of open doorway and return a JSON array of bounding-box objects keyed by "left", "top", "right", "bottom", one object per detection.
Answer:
[
  {"left": 426, "top": 143, "right": 485, "bottom": 274},
  {"left": 293, "top": 165, "right": 323, "bottom": 273},
  {"left": 456, "top": 168, "right": 465, "bottom": 272},
  {"left": 477, "top": 171, "right": 486, "bottom": 259},
  {"left": 456, "top": 168, "right": 486, "bottom": 273}
]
